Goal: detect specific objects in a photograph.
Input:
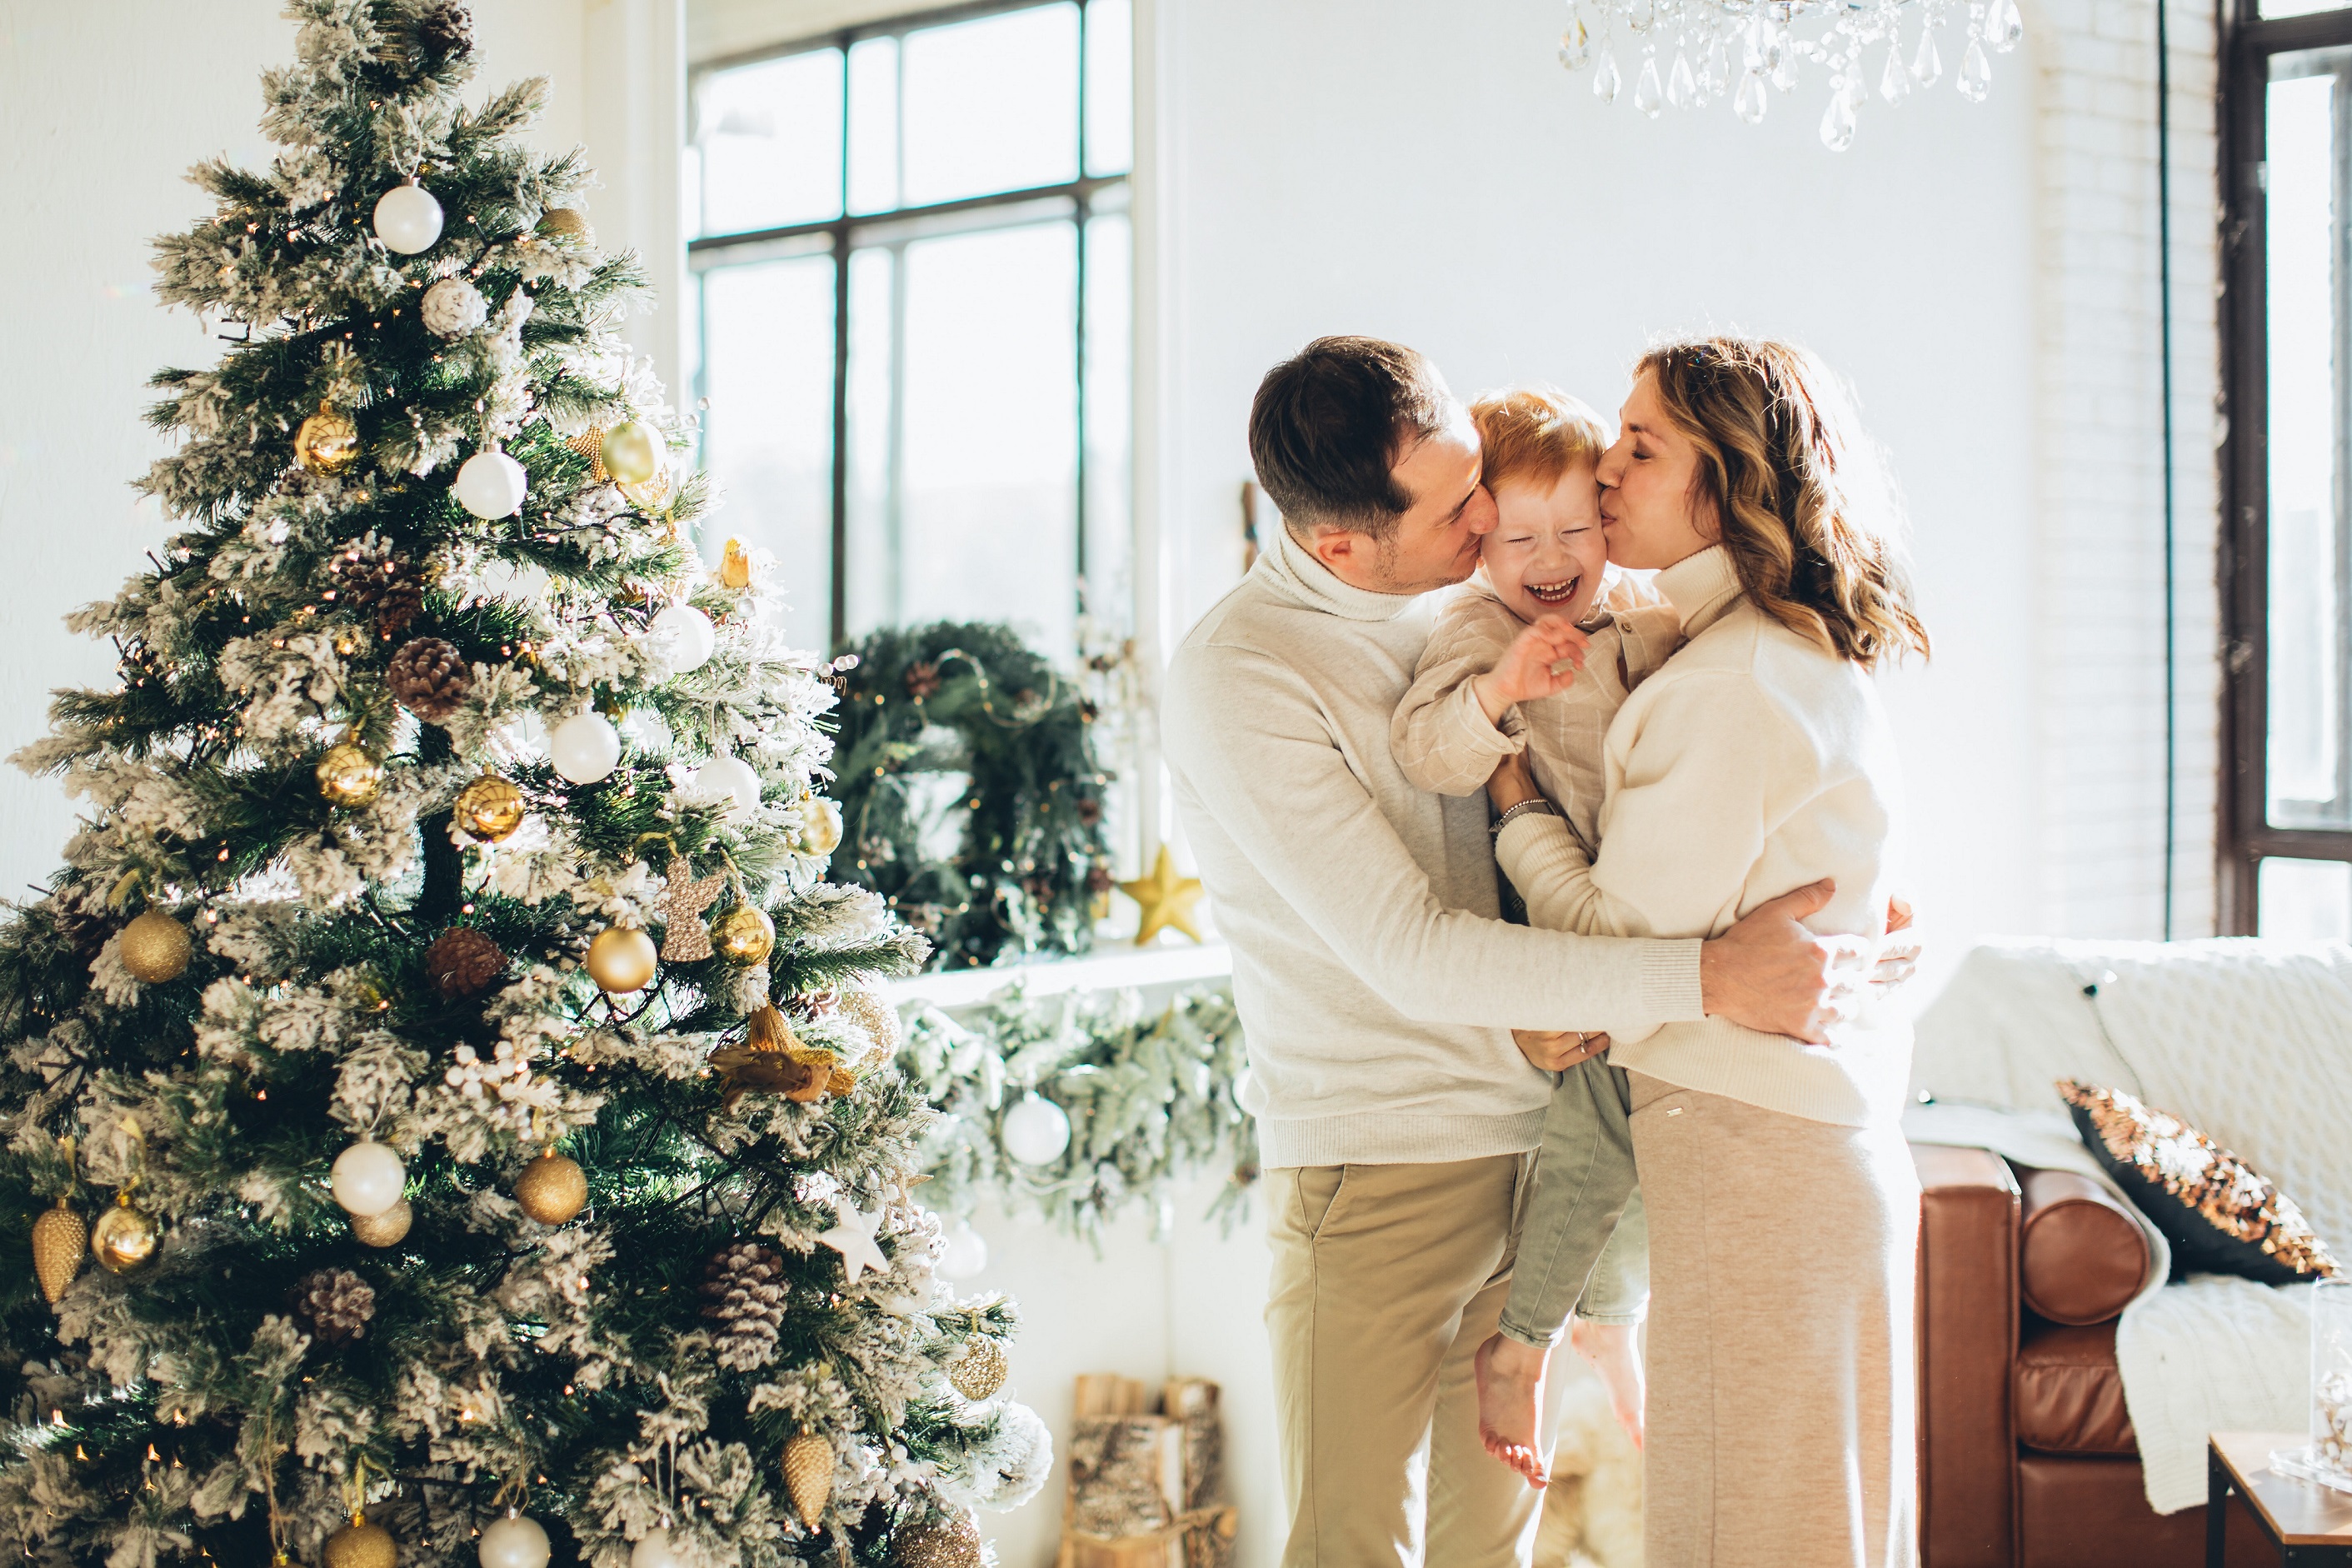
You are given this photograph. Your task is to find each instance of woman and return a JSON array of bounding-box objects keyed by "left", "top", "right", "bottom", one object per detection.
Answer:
[{"left": 1486, "top": 337, "right": 1930, "bottom": 1566}]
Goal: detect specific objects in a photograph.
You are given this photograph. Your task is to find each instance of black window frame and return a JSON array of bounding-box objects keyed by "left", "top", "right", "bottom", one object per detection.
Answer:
[
  {"left": 2220, "top": 0, "right": 2352, "bottom": 929},
  {"left": 684, "top": 0, "right": 1130, "bottom": 653}
]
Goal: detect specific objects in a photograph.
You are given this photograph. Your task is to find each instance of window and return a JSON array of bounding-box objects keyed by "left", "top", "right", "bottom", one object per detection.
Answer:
[
  {"left": 2223, "top": 2, "right": 2352, "bottom": 936},
  {"left": 683, "top": 0, "right": 1133, "bottom": 664}
]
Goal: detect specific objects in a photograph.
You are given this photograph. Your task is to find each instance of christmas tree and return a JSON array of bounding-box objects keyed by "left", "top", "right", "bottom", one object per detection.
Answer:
[{"left": 0, "top": 6, "right": 1047, "bottom": 1568}]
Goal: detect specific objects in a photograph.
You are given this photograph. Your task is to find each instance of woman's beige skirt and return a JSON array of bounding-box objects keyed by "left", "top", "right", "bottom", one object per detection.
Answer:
[{"left": 1629, "top": 1072, "right": 1920, "bottom": 1568}]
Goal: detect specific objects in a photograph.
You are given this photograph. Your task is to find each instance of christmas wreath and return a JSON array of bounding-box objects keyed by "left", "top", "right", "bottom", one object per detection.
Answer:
[{"left": 830, "top": 622, "right": 1114, "bottom": 969}]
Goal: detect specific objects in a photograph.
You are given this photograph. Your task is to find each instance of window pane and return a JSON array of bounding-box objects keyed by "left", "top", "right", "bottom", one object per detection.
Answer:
[
  {"left": 902, "top": 6, "right": 1080, "bottom": 206},
  {"left": 1085, "top": 0, "right": 1133, "bottom": 176},
  {"left": 697, "top": 50, "right": 842, "bottom": 237},
  {"left": 698, "top": 255, "right": 836, "bottom": 645},
  {"left": 2266, "top": 52, "right": 2351, "bottom": 830},
  {"left": 1082, "top": 210, "right": 1131, "bottom": 635},
  {"left": 896, "top": 223, "right": 1078, "bottom": 658},
  {"left": 2260, "top": 856, "right": 2352, "bottom": 939},
  {"left": 844, "top": 246, "right": 896, "bottom": 636},
  {"left": 2264, "top": 0, "right": 2352, "bottom": 20},
  {"left": 847, "top": 36, "right": 899, "bottom": 215}
]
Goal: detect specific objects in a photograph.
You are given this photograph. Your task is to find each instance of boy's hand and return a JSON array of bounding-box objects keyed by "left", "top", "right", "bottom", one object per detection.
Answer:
[{"left": 1473, "top": 616, "right": 1589, "bottom": 724}]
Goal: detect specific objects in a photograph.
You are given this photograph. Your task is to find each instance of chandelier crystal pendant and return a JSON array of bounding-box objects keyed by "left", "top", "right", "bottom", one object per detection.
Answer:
[{"left": 1558, "top": 0, "right": 2021, "bottom": 148}]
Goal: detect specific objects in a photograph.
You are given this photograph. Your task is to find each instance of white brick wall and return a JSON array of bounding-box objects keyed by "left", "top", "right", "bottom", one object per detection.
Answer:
[{"left": 2031, "top": 0, "right": 2224, "bottom": 936}]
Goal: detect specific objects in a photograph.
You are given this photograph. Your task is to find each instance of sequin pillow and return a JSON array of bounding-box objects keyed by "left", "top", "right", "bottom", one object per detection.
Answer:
[{"left": 2058, "top": 1080, "right": 2340, "bottom": 1286}]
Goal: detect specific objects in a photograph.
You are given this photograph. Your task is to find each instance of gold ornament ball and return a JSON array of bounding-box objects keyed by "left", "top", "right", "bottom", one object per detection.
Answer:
[
  {"left": 782, "top": 1431, "right": 833, "bottom": 1531},
  {"left": 31, "top": 1199, "right": 87, "bottom": 1305},
  {"left": 92, "top": 1196, "right": 161, "bottom": 1276},
  {"left": 712, "top": 906, "right": 776, "bottom": 966},
  {"left": 537, "top": 207, "right": 593, "bottom": 243},
  {"left": 514, "top": 1151, "right": 587, "bottom": 1226},
  {"left": 295, "top": 402, "right": 361, "bottom": 475},
  {"left": 600, "top": 421, "right": 662, "bottom": 487},
  {"left": 325, "top": 1519, "right": 397, "bottom": 1568},
  {"left": 317, "top": 743, "right": 383, "bottom": 807},
  {"left": 350, "top": 1198, "right": 413, "bottom": 1248},
  {"left": 947, "top": 1334, "right": 1007, "bottom": 1401},
  {"left": 454, "top": 774, "right": 527, "bottom": 842},
  {"left": 794, "top": 798, "right": 843, "bottom": 859},
  {"left": 891, "top": 1512, "right": 982, "bottom": 1568},
  {"left": 119, "top": 909, "right": 192, "bottom": 985},
  {"left": 586, "top": 926, "right": 659, "bottom": 993}
]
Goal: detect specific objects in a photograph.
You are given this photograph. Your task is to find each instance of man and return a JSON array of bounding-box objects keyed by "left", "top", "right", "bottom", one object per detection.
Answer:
[{"left": 1160, "top": 337, "right": 1882, "bottom": 1567}]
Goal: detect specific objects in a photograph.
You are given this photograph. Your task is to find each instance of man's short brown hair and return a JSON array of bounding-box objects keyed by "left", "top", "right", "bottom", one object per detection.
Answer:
[
  {"left": 1248, "top": 337, "right": 1456, "bottom": 540},
  {"left": 1469, "top": 386, "right": 1608, "bottom": 497}
]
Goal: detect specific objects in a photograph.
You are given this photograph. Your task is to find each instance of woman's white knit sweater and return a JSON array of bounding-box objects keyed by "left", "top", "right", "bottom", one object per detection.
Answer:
[
  {"left": 1161, "top": 527, "right": 1706, "bottom": 1169},
  {"left": 1496, "top": 545, "right": 1913, "bottom": 1128}
]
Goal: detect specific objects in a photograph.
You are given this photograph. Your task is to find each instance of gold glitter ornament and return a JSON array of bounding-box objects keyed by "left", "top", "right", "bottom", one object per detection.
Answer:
[
  {"left": 514, "top": 1150, "right": 587, "bottom": 1225},
  {"left": 92, "top": 1194, "right": 161, "bottom": 1275},
  {"left": 536, "top": 207, "right": 593, "bottom": 244},
  {"left": 295, "top": 402, "right": 361, "bottom": 475},
  {"left": 782, "top": 1430, "right": 832, "bottom": 1530},
  {"left": 119, "top": 908, "right": 192, "bottom": 984},
  {"left": 946, "top": 1334, "right": 1006, "bottom": 1401},
  {"left": 586, "top": 926, "right": 658, "bottom": 992},
  {"left": 350, "top": 1198, "right": 412, "bottom": 1248},
  {"left": 837, "top": 986, "right": 901, "bottom": 1066},
  {"left": 454, "top": 774, "right": 527, "bottom": 841},
  {"left": 325, "top": 1516, "right": 397, "bottom": 1568},
  {"left": 317, "top": 743, "right": 383, "bottom": 807},
  {"left": 711, "top": 905, "right": 775, "bottom": 966},
  {"left": 31, "top": 1199, "right": 87, "bottom": 1305},
  {"left": 890, "top": 1511, "right": 982, "bottom": 1568}
]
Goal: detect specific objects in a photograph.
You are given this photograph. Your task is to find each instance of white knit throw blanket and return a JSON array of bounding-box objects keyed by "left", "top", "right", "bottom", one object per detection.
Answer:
[{"left": 1907, "top": 936, "right": 2352, "bottom": 1514}]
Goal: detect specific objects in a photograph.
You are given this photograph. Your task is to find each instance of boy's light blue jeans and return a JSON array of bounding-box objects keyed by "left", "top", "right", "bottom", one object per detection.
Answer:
[{"left": 1497, "top": 1056, "right": 1648, "bottom": 1345}]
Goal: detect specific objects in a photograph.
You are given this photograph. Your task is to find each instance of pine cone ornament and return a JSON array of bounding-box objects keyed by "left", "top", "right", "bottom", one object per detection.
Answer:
[
  {"left": 387, "top": 637, "right": 472, "bottom": 722},
  {"left": 905, "top": 661, "right": 942, "bottom": 701},
  {"left": 417, "top": 2, "right": 473, "bottom": 59},
  {"left": 782, "top": 1431, "right": 832, "bottom": 1529},
  {"left": 700, "top": 1241, "right": 789, "bottom": 1371},
  {"left": 329, "top": 546, "right": 422, "bottom": 639},
  {"left": 424, "top": 927, "right": 505, "bottom": 1000},
  {"left": 292, "top": 1267, "right": 376, "bottom": 1346},
  {"left": 420, "top": 277, "right": 487, "bottom": 339}
]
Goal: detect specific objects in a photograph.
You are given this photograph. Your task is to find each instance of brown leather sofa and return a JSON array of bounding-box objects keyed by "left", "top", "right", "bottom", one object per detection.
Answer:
[{"left": 1913, "top": 1143, "right": 2279, "bottom": 1566}]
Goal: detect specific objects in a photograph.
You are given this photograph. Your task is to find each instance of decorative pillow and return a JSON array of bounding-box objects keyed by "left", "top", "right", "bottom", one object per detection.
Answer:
[{"left": 2057, "top": 1080, "right": 2340, "bottom": 1286}]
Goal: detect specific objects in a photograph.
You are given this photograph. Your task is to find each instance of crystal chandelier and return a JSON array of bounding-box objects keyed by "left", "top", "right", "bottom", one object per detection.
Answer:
[{"left": 1557, "top": 0, "right": 2023, "bottom": 149}]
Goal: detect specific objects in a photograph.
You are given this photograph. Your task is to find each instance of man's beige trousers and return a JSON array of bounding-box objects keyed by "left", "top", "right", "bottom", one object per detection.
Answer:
[{"left": 1266, "top": 1153, "right": 1542, "bottom": 1567}]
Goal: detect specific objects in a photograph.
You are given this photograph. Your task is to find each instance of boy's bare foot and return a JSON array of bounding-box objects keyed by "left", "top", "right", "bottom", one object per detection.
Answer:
[
  {"left": 1473, "top": 1331, "right": 1551, "bottom": 1488},
  {"left": 1570, "top": 1316, "right": 1646, "bottom": 1448}
]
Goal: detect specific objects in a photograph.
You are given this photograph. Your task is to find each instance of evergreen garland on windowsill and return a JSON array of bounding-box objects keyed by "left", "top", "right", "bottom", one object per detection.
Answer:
[{"left": 829, "top": 622, "right": 1116, "bottom": 971}]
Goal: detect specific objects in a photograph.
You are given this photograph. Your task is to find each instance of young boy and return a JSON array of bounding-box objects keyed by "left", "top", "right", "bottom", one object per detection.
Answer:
[{"left": 1391, "top": 386, "right": 1681, "bottom": 1486}]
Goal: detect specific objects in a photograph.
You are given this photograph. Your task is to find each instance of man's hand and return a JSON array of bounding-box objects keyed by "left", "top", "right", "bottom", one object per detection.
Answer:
[
  {"left": 1513, "top": 1028, "right": 1610, "bottom": 1071},
  {"left": 1697, "top": 879, "right": 1870, "bottom": 1043},
  {"left": 1472, "top": 616, "right": 1589, "bottom": 723}
]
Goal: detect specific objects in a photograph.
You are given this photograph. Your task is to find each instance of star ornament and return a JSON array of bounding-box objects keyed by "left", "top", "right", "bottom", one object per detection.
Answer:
[
  {"left": 657, "top": 857, "right": 727, "bottom": 961},
  {"left": 818, "top": 1201, "right": 890, "bottom": 1283},
  {"left": 1117, "top": 845, "right": 1206, "bottom": 946}
]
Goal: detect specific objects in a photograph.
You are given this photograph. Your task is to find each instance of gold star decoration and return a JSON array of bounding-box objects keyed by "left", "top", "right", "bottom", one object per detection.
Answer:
[
  {"left": 657, "top": 857, "right": 727, "bottom": 961},
  {"left": 1117, "top": 845, "right": 1206, "bottom": 946}
]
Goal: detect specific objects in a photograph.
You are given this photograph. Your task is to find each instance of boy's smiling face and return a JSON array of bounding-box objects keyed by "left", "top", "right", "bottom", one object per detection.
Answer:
[{"left": 1481, "top": 462, "right": 1610, "bottom": 626}]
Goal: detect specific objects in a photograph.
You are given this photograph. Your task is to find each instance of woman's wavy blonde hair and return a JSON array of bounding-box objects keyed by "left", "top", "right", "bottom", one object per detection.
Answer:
[{"left": 1636, "top": 336, "right": 1930, "bottom": 670}]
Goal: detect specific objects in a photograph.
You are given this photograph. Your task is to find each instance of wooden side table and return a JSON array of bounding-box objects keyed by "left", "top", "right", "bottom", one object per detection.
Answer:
[{"left": 2210, "top": 1433, "right": 2352, "bottom": 1565}]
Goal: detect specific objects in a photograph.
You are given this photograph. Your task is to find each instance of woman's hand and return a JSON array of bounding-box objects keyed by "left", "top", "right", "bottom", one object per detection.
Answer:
[
  {"left": 1487, "top": 752, "right": 1541, "bottom": 811},
  {"left": 1512, "top": 1029, "right": 1610, "bottom": 1071}
]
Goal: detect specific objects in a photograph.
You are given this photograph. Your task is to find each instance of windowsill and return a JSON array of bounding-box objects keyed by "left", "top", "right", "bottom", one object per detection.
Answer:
[{"left": 879, "top": 937, "right": 1234, "bottom": 1009}]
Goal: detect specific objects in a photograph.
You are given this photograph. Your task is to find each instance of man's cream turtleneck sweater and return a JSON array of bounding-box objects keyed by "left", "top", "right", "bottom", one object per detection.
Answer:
[{"left": 1161, "top": 526, "right": 1705, "bottom": 1169}]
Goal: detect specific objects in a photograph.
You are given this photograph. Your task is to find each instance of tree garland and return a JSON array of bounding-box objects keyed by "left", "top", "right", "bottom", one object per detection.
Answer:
[
  {"left": 829, "top": 622, "right": 1115, "bottom": 971},
  {"left": 902, "top": 983, "right": 1258, "bottom": 1247}
]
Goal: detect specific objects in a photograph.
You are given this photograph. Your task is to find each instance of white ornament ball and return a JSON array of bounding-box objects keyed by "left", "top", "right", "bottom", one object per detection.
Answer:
[
  {"left": 696, "top": 752, "right": 762, "bottom": 819},
  {"left": 330, "top": 1141, "right": 407, "bottom": 1217},
  {"left": 651, "top": 603, "right": 716, "bottom": 673},
  {"left": 629, "top": 1531, "right": 682, "bottom": 1568},
  {"left": 1001, "top": 1093, "right": 1071, "bottom": 1166},
  {"left": 551, "top": 712, "right": 623, "bottom": 784},
  {"left": 477, "top": 1516, "right": 550, "bottom": 1568},
  {"left": 420, "top": 277, "right": 488, "bottom": 338},
  {"left": 456, "top": 450, "right": 529, "bottom": 519},
  {"left": 372, "top": 182, "right": 445, "bottom": 254},
  {"left": 936, "top": 1220, "right": 989, "bottom": 1281}
]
